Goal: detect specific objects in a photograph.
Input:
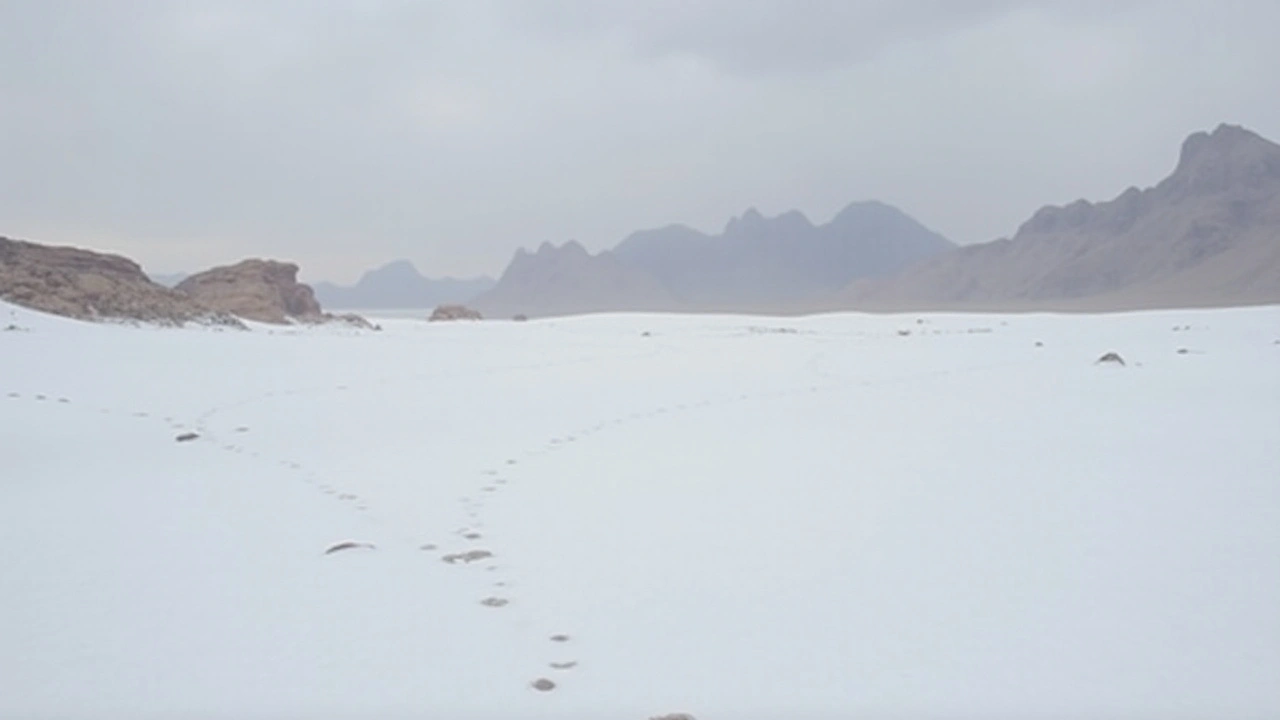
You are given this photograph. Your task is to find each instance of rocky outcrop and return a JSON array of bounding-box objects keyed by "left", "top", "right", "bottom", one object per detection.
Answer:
[
  {"left": 175, "top": 259, "right": 325, "bottom": 324},
  {"left": 0, "top": 236, "right": 243, "bottom": 327},
  {"left": 429, "top": 304, "right": 483, "bottom": 321}
]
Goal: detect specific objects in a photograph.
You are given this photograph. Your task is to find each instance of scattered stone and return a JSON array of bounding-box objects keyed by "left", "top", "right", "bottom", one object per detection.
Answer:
[
  {"left": 479, "top": 597, "right": 509, "bottom": 608},
  {"left": 175, "top": 432, "right": 200, "bottom": 442},
  {"left": 419, "top": 543, "right": 438, "bottom": 551},
  {"left": 641, "top": 331, "right": 651, "bottom": 337},
  {"left": 324, "top": 540, "right": 375, "bottom": 555},
  {"left": 441, "top": 549, "right": 493, "bottom": 564},
  {"left": 1096, "top": 351, "right": 1126, "bottom": 366},
  {"left": 549, "top": 634, "right": 570, "bottom": 643},
  {"left": 1176, "top": 347, "right": 1191, "bottom": 354},
  {"left": 57, "top": 397, "right": 69, "bottom": 403},
  {"left": 549, "top": 661, "right": 577, "bottom": 670},
  {"left": 463, "top": 532, "right": 483, "bottom": 540},
  {"left": 1034, "top": 341, "right": 1044, "bottom": 347},
  {"left": 530, "top": 678, "right": 556, "bottom": 692},
  {"left": 429, "top": 304, "right": 482, "bottom": 321},
  {"left": 235, "top": 426, "right": 249, "bottom": 433},
  {"left": 34, "top": 394, "right": 46, "bottom": 400},
  {"left": 897, "top": 329, "right": 911, "bottom": 337}
]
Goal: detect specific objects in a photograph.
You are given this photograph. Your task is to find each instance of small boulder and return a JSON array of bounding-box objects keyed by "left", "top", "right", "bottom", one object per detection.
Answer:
[
  {"left": 324, "top": 540, "right": 375, "bottom": 555},
  {"left": 175, "top": 432, "right": 200, "bottom": 442},
  {"left": 429, "top": 304, "right": 482, "bottom": 321},
  {"left": 530, "top": 678, "right": 556, "bottom": 692},
  {"left": 1096, "top": 351, "right": 1126, "bottom": 366}
]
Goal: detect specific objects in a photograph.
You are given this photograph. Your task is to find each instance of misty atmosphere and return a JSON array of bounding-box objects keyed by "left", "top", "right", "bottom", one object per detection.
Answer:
[{"left": 2, "top": 2, "right": 1278, "bottom": 719}]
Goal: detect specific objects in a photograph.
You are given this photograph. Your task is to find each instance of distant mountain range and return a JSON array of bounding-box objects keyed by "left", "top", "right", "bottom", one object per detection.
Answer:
[
  {"left": 836, "top": 123, "right": 1280, "bottom": 311},
  {"left": 474, "top": 123, "right": 1279, "bottom": 317},
  {"left": 311, "top": 260, "right": 494, "bottom": 309},
  {"left": 473, "top": 201, "right": 954, "bottom": 317}
]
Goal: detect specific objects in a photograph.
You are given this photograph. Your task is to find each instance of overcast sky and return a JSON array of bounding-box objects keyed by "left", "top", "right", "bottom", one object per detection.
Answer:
[{"left": 3, "top": 1, "right": 1279, "bottom": 283}]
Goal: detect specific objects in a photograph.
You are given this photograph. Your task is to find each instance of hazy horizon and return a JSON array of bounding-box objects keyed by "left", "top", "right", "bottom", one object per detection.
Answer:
[{"left": 4, "top": 1, "right": 1280, "bottom": 283}]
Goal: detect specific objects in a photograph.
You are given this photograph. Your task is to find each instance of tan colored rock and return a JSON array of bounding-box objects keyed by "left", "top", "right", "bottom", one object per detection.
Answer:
[
  {"left": 176, "top": 259, "right": 323, "bottom": 324},
  {"left": 429, "top": 304, "right": 483, "bottom": 321},
  {"left": 0, "top": 236, "right": 243, "bottom": 327}
]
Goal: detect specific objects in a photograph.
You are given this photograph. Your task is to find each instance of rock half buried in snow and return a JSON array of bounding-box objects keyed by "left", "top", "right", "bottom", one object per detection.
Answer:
[
  {"left": 324, "top": 540, "right": 376, "bottom": 555},
  {"left": 530, "top": 678, "right": 556, "bottom": 692},
  {"left": 429, "top": 304, "right": 482, "bottom": 321},
  {"left": 479, "top": 597, "right": 509, "bottom": 608},
  {"left": 1095, "top": 351, "right": 1126, "bottom": 366},
  {"left": 175, "top": 432, "right": 200, "bottom": 442},
  {"left": 441, "top": 549, "right": 493, "bottom": 564}
]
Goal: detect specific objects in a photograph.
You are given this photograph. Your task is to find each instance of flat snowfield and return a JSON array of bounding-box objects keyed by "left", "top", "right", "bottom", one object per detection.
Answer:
[{"left": 2, "top": 301, "right": 1278, "bottom": 720}]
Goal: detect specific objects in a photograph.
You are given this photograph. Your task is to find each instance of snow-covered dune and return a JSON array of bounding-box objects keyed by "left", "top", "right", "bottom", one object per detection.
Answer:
[{"left": 2, "top": 300, "right": 1278, "bottom": 719}]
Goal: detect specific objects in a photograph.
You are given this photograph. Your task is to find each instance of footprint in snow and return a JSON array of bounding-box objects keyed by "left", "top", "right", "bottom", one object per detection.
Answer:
[{"left": 324, "top": 540, "right": 375, "bottom": 555}]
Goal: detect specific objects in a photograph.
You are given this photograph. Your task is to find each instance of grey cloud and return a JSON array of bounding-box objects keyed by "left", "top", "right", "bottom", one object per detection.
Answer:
[
  {"left": 1, "top": 1, "right": 1278, "bottom": 282},
  {"left": 512, "top": 1, "right": 1133, "bottom": 75}
]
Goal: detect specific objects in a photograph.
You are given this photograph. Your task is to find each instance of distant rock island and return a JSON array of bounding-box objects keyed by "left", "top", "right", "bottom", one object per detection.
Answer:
[
  {"left": 472, "top": 200, "right": 954, "bottom": 317},
  {"left": 312, "top": 260, "right": 494, "bottom": 309}
]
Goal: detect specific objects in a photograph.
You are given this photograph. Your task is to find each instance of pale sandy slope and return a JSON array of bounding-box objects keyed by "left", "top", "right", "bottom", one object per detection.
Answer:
[{"left": 2, "top": 300, "right": 1278, "bottom": 719}]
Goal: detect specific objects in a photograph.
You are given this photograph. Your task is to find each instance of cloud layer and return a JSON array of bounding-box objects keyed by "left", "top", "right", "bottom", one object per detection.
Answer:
[{"left": 2, "top": 1, "right": 1277, "bottom": 281}]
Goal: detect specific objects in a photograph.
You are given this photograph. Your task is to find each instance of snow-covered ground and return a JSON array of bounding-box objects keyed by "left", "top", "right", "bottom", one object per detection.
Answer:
[{"left": 2, "top": 299, "right": 1278, "bottom": 719}]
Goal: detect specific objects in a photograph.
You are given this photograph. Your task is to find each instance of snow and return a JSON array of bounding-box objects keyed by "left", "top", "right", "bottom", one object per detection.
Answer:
[{"left": 2, "top": 300, "right": 1278, "bottom": 719}]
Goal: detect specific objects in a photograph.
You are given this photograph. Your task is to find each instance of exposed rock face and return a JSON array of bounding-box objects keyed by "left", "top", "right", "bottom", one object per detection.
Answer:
[
  {"left": 838, "top": 123, "right": 1280, "bottom": 310},
  {"left": 429, "top": 304, "right": 483, "bottom": 321},
  {"left": 176, "top": 259, "right": 323, "bottom": 324},
  {"left": 0, "top": 236, "right": 243, "bottom": 327}
]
